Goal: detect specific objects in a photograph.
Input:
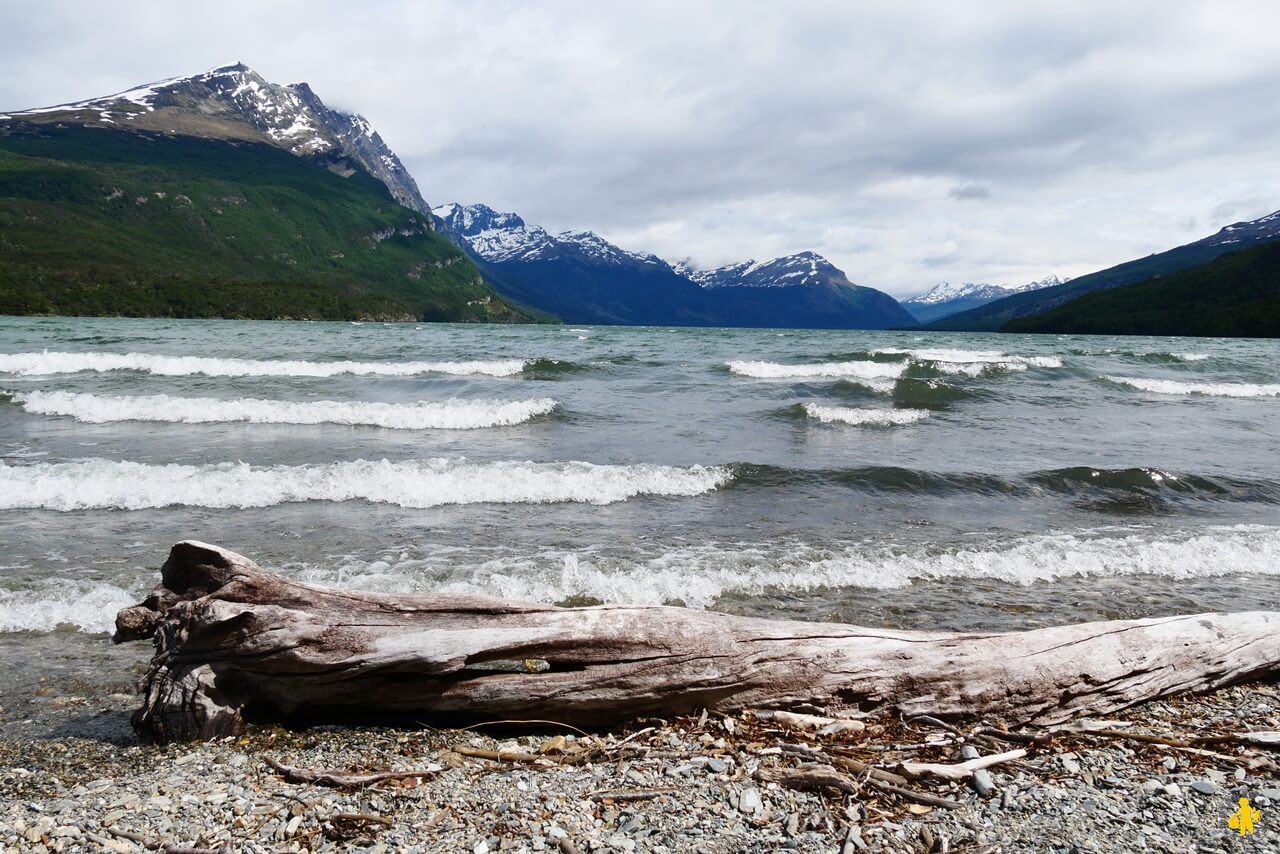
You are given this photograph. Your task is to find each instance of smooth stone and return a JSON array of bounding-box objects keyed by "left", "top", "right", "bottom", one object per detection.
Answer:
[{"left": 1190, "top": 781, "right": 1216, "bottom": 795}]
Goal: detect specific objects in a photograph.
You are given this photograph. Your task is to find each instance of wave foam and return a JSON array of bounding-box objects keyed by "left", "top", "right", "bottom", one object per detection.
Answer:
[
  {"left": 802, "top": 404, "right": 929, "bottom": 426},
  {"left": 0, "top": 351, "right": 528, "bottom": 378},
  {"left": 1105, "top": 376, "right": 1280, "bottom": 398},
  {"left": 299, "top": 526, "right": 1280, "bottom": 611},
  {"left": 727, "top": 360, "right": 905, "bottom": 384},
  {"left": 0, "top": 458, "right": 731, "bottom": 511},
  {"left": 877, "top": 348, "right": 1063, "bottom": 370},
  {"left": 0, "top": 580, "right": 138, "bottom": 634},
  {"left": 11, "top": 390, "right": 557, "bottom": 430}
]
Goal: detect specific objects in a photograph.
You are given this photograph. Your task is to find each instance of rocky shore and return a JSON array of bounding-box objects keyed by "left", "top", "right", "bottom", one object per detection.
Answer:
[{"left": 1, "top": 679, "right": 1278, "bottom": 853}]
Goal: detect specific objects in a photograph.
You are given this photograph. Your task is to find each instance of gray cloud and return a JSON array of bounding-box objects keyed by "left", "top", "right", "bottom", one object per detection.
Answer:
[
  {"left": 2, "top": 0, "right": 1279, "bottom": 295},
  {"left": 949, "top": 184, "right": 992, "bottom": 201}
]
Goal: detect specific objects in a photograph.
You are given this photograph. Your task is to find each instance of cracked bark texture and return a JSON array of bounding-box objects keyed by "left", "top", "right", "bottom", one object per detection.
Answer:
[{"left": 115, "top": 541, "right": 1280, "bottom": 743}]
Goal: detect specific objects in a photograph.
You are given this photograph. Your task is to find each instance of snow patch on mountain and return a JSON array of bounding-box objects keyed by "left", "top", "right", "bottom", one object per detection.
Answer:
[
  {"left": 681, "top": 251, "right": 845, "bottom": 288},
  {"left": 434, "top": 203, "right": 663, "bottom": 267},
  {"left": 906, "top": 274, "right": 1069, "bottom": 306}
]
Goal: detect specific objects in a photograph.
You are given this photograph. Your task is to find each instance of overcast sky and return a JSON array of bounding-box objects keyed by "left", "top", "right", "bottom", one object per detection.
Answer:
[{"left": 3, "top": 0, "right": 1279, "bottom": 297}]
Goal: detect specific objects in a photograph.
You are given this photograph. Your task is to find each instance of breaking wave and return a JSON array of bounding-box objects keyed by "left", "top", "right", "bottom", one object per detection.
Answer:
[
  {"left": 0, "top": 351, "right": 529, "bottom": 378},
  {"left": 298, "top": 525, "right": 1280, "bottom": 611},
  {"left": 10, "top": 390, "right": 558, "bottom": 430},
  {"left": 0, "top": 458, "right": 732, "bottom": 511},
  {"left": 726, "top": 360, "right": 903, "bottom": 388},
  {"left": 1104, "top": 376, "right": 1280, "bottom": 398},
  {"left": 7, "top": 525, "right": 1280, "bottom": 634},
  {"left": 0, "top": 580, "right": 138, "bottom": 634},
  {"left": 801, "top": 404, "right": 930, "bottom": 426}
]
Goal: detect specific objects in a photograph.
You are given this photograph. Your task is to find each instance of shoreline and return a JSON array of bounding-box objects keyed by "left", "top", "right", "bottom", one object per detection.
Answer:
[{"left": 2, "top": 680, "right": 1277, "bottom": 853}]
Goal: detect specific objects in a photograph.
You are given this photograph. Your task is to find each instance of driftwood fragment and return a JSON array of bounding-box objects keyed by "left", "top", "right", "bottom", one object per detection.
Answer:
[
  {"left": 115, "top": 541, "right": 1280, "bottom": 743},
  {"left": 892, "top": 748, "right": 1026, "bottom": 782},
  {"left": 264, "top": 756, "right": 437, "bottom": 788}
]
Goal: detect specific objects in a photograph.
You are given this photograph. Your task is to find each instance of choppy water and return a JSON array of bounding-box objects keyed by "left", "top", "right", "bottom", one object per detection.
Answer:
[{"left": 2, "top": 316, "right": 1279, "bottom": 663}]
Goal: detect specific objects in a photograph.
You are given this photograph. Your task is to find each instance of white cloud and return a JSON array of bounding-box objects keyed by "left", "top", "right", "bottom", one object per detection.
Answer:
[{"left": 2, "top": 0, "right": 1278, "bottom": 296}]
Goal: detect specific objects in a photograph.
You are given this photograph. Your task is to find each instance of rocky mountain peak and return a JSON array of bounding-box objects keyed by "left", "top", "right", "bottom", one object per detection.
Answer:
[
  {"left": 684, "top": 251, "right": 846, "bottom": 289},
  {"left": 1, "top": 62, "right": 432, "bottom": 218}
]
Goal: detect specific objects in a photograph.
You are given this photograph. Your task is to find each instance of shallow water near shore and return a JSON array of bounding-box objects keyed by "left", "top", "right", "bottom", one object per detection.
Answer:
[{"left": 2, "top": 317, "right": 1279, "bottom": 720}]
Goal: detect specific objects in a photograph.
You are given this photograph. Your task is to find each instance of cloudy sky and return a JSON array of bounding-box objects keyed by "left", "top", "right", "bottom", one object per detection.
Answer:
[{"left": 3, "top": 0, "right": 1279, "bottom": 297}]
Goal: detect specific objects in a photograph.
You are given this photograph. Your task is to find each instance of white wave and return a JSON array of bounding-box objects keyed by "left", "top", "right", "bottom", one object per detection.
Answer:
[
  {"left": 0, "top": 351, "right": 528, "bottom": 378},
  {"left": 877, "top": 348, "right": 1063, "bottom": 370},
  {"left": 12, "top": 390, "right": 558, "bottom": 430},
  {"left": 15, "top": 526, "right": 1280, "bottom": 634},
  {"left": 1172, "top": 353, "right": 1210, "bottom": 362},
  {"left": 0, "top": 458, "right": 732, "bottom": 511},
  {"left": 1105, "top": 376, "right": 1280, "bottom": 398},
  {"left": 297, "top": 525, "right": 1280, "bottom": 611},
  {"left": 727, "top": 360, "right": 905, "bottom": 382},
  {"left": 802, "top": 404, "right": 929, "bottom": 426},
  {"left": 0, "top": 580, "right": 138, "bottom": 633}
]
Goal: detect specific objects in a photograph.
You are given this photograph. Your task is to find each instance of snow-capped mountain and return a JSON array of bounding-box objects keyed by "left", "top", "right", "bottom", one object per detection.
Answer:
[
  {"left": 680, "top": 252, "right": 844, "bottom": 289},
  {"left": 0, "top": 62, "right": 431, "bottom": 216},
  {"left": 436, "top": 203, "right": 915, "bottom": 328},
  {"left": 1204, "top": 209, "right": 1280, "bottom": 247},
  {"left": 904, "top": 275, "right": 1069, "bottom": 323},
  {"left": 433, "top": 203, "right": 664, "bottom": 268}
]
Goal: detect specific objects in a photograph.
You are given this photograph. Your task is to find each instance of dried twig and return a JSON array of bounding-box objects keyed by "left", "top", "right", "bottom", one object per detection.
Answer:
[
  {"left": 331, "top": 813, "right": 393, "bottom": 827},
  {"left": 106, "top": 827, "right": 161, "bottom": 849},
  {"left": 265, "top": 756, "right": 436, "bottom": 788},
  {"left": 893, "top": 748, "right": 1026, "bottom": 782},
  {"left": 588, "top": 787, "right": 679, "bottom": 802},
  {"left": 456, "top": 718, "right": 591, "bottom": 737},
  {"left": 974, "top": 727, "right": 1052, "bottom": 746},
  {"left": 752, "top": 710, "right": 866, "bottom": 735},
  {"left": 865, "top": 778, "right": 962, "bottom": 810}
]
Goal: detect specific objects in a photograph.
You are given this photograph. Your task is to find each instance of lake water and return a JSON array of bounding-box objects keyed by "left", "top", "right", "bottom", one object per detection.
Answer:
[{"left": 2, "top": 317, "right": 1279, "bottom": 703}]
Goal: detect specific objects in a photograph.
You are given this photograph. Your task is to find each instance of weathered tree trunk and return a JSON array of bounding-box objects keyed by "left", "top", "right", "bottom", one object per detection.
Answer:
[{"left": 115, "top": 541, "right": 1280, "bottom": 743}]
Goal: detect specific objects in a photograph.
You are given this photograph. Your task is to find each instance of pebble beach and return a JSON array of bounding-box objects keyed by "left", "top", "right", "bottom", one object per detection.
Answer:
[{"left": 2, "top": 677, "right": 1277, "bottom": 853}]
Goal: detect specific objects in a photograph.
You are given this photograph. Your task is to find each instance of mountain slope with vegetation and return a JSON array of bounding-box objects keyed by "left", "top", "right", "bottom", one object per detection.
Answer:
[
  {"left": 928, "top": 210, "right": 1280, "bottom": 331},
  {"left": 1004, "top": 241, "right": 1280, "bottom": 338},
  {"left": 0, "top": 123, "right": 532, "bottom": 321}
]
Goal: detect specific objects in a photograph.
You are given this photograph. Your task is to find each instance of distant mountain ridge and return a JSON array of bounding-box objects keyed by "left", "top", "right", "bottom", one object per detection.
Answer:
[
  {"left": 904, "top": 275, "right": 1068, "bottom": 324},
  {"left": 0, "top": 62, "right": 432, "bottom": 217},
  {"left": 1005, "top": 240, "right": 1280, "bottom": 338},
  {"left": 435, "top": 202, "right": 915, "bottom": 328},
  {"left": 928, "top": 210, "right": 1280, "bottom": 331}
]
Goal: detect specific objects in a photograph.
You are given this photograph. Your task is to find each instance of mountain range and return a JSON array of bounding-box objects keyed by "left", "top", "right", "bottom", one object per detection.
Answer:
[
  {"left": 902, "top": 276, "right": 1069, "bottom": 324},
  {"left": 434, "top": 202, "right": 915, "bottom": 328},
  {"left": 2, "top": 62, "right": 1277, "bottom": 335}
]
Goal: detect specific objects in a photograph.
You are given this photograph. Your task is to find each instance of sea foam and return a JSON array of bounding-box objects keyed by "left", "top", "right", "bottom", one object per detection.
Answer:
[
  {"left": 802, "top": 404, "right": 930, "bottom": 426},
  {"left": 11, "top": 390, "right": 558, "bottom": 430},
  {"left": 299, "top": 525, "right": 1280, "bottom": 610},
  {"left": 8, "top": 525, "right": 1279, "bottom": 634},
  {"left": 1105, "top": 376, "right": 1280, "bottom": 398},
  {"left": 0, "top": 458, "right": 732, "bottom": 511},
  {"left": 0, "top": 351, "right": 528, "bottom": 378},
  {"left": 727, "top": 360, "right": 905, "bottom": 383},
  {"left": 876, "top": 348, "right": 1063, "bottom": 370}
]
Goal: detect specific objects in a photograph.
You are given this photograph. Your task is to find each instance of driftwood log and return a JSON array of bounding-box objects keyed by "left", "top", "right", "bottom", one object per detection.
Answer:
[{"left": 115, "top": 541, "right": 1280, "bottom": 743}]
